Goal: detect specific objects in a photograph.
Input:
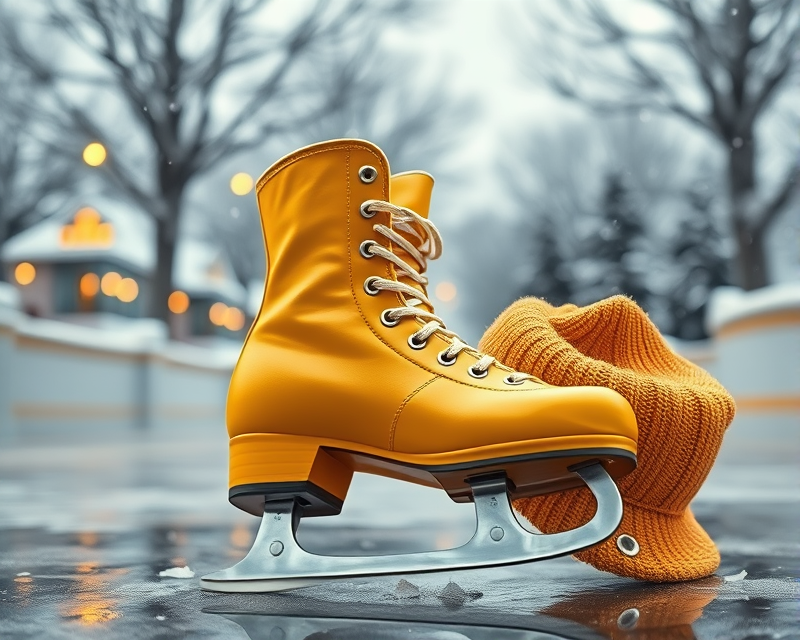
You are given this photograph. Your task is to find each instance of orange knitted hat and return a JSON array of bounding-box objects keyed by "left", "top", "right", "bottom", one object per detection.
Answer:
[{"left": 479, "top": 296, "right": 736, "bottom": 582}]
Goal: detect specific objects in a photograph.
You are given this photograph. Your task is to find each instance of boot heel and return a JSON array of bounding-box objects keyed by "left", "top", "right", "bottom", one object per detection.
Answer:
[{"left": 229, "top": 434, "right": 354, "bottom": 517}]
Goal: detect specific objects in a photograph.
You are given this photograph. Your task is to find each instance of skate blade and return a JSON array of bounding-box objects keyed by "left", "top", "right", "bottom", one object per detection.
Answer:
[{"left": 200, "top": 462, "right": 622, "bottom": 593}]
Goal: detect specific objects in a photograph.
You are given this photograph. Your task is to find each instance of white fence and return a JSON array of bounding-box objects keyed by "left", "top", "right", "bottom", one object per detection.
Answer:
[
  {"left": 2, "top": 281, "right": 798, "bottom": 449},
  {"left": 702, "top": 284, "right": 800, "bottom": 462},
  {"left": 0, "top": 283, "right": 237, "bottom": 444}
]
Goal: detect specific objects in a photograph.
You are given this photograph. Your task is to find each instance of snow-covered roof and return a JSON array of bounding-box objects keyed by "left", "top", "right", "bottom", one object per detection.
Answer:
[
  {"left": 1, "top": 195, "right": 245, "bottom": 305},
  {"left": 2, "top": 195, "right": 154, "bottom": 273},
  {"left": 175, "top": 239, "right": 246, "bottom": 305},
  {"left": 706, "top": 283, "right": 800, "bottom": 334}
]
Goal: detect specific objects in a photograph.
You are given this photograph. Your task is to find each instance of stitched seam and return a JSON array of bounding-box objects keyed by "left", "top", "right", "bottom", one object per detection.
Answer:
[
  {"left": 257, "top": 143, "right": 364, "bottom": 193},
  {"left": 389, "top": 376, "right": 439, "bottom": 450}
]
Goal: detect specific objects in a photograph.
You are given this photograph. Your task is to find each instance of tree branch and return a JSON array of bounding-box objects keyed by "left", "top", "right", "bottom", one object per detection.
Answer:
[{"left": 755, "top": 165, "right": 800, "bottom": 233}]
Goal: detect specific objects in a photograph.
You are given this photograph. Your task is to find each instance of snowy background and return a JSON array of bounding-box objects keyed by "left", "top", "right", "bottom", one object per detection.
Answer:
[{"left": 1, "top": 0, "right": 797, "bottom": 345}]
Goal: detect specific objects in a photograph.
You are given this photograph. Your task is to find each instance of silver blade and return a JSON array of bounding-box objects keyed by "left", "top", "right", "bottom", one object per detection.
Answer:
[{"left": 200, "top": 462, "right": 622, "bottom": 593}]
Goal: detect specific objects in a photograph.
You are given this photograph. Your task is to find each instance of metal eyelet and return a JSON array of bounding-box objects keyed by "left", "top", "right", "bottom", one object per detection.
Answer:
[
  {"left": 363, "top": 276, "right": 381, "bottom": 296},
  {"left": 616, "top": 534, "right": 640, "bottom": 557},
  {"left": 503, "top": 375, "right": 525, "bottom": 386},
  {"left": 359, "top": 240, "right": 377, "bottom": 259},
  {"left": 380, "top": 309, "right": 400, "bottom": 327},
  {"left": 407, "top": 333, "right": 427, "bottom": 350},
  {"left": 468, "top": 365, "right": 489, "bottom": 379},
  {"left": 360, "top": 200, "right": 377, "bottom": 219},
  {"left": 437, "top": 350, "right": 457, "bottom": 367},
  {"left": 358, "top": 165, "right": 378, "bottom": 183}
]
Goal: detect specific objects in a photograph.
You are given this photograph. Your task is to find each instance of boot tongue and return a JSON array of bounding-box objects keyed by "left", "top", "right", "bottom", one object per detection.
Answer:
[
  {"left": 389, "top": 172, "right": 436, "bottom": 313},
  {"left": 390, "top": 172, "right": 433, "bottom": 218}
]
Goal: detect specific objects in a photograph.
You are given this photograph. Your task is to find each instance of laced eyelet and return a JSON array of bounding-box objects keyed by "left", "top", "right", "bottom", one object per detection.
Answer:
[
  {"left": 359, "top": 240, "right": 378, "bottom": 259},
  {"left": 468, "top": 365, "right": 489, "bottom": 379},
  {"left": 380, "top": 309, "right": 400, "bottom": 327},
  {"left": 359, "top": 165, "right": 378, "bottom": 184},
  {"left": 437, "top": 350, "right": 457, "bottom": 366},
  {"left": 363, "top": 276, "right": 381, "bottom": 296},
  {"left": 407, "top": 333, "right": 427, "bottom": 350},
  {"left": 503, "top": 375, "right": 525, "bottom": 386},
  {"left": 360, "top": 200, "right": 377, "bottom": 219}
]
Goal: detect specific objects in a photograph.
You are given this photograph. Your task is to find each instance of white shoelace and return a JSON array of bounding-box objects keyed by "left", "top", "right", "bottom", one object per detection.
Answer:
[{"left": 361, "top": 199, "right": 533, "bottom": 384}]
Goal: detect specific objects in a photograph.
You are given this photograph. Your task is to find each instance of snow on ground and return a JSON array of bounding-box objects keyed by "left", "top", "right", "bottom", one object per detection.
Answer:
[{"left": 706, "top": 282, "right": 800, "bottom": 334}]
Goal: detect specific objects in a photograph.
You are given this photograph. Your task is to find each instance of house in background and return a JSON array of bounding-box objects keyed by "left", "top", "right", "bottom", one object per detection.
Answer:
[{"left": 1, "top": 196, "right": 247, "bottom": 342}]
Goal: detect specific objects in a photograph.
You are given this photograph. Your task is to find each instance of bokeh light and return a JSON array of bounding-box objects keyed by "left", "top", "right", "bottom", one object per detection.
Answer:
[
  {"left": 209, "top": 302, "right": 228, "bottom": 325},
  {"left": 435, "top": 281, "right": 457, "bottom": 302},
  {"left": 14, "top": 263, "right": 36, "bottom": 286},
  {"left": 230, "top": 172, "right": 254, "bottom": 196},
  {"left": 79, "top": 273, "right": 100, "bottom": 298},
  {"left": 82, "top": 142, "right": 107, "bottom": 167},
  {"left": 116, "top": 278, "right": 138, "bottom": 303},
  {"left": 100, "top": 272, "right": 122, "bottom": 296},
  {"left": 223, "top": 307, "right": 245, "bottom": 331},
  {"left": 168, "top": 291, "right": 190, "bottom": 314}
]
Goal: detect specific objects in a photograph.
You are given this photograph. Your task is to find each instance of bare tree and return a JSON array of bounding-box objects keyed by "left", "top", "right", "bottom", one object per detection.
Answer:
[
  {"left": 522, "top": 0, "right": 800, "bottom": 290},
  {"left": 491, "top": 113, "right": 729, "bottom": 338},
  {"left": 0, "top": 38, "right": 77, "bottom": 279},
  {"left": 302, "top": 43, "right": 476, "bottom": 175},
  {"left": 4, "top": 0, "right": 416, "bottom": 330},
  {"left": 198, "top": 13, "right": 473, "bottom": 290}
]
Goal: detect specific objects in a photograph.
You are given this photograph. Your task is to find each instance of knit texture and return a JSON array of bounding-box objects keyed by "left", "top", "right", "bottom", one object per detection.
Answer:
[{"left": 479, "top": 295, "right": 736, "bottom": 582}]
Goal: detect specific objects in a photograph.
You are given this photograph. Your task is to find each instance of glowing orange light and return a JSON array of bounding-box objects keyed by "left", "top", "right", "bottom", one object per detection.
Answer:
[
  {"left": 223, "top": 306, "right": 245, "bottom": 331},
  {"left": 230, "top": 172, "right": 254, "bottom": 196},
  {"left": 77, "top": 532, "right": 99, "bottom": 547},
  {"left": 116, "top": 278, "right": 138, "bottom": 303},
  {"left": 60, "top": 207, "right": 114, "bottom": 248},
  {"left": 14, "top": 262, "right": 36, "bottom": 285},
  {"left": 230, "top": 523, "right": 252, "bottom": 549},
  {"left": 100, "top": 272, "right": 122, "bottom": 296},
  {"left": 435, "top": 281, "right": 457, "bottom": 302},
  {"left": 79, "top": 273, "right": 100, "bottom": 298},
  {"left": 82, "top": 142, "right": 107, "bottom": 167},
  {"left": 76, "top": 562, "right": 97, "bottom": 575},
  {"left": 168, "top": 291, "right": 190, "bottom": 314},
  {"left": 209, "top": 302, "right": 228, "bottom": 326}
]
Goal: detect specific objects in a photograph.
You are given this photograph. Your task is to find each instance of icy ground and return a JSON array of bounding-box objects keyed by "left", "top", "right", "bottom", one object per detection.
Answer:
[{"left": 0, "top": 416, "right": 798, "bottom": 639}]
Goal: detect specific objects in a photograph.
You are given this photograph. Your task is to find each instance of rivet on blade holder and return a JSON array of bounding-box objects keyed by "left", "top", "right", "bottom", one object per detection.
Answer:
[
  {"left": 269, "top": 541, "right": 284, "bottom": 556},
  {"left": 490, "top": 527, "right": 505, "bottom": 541}
]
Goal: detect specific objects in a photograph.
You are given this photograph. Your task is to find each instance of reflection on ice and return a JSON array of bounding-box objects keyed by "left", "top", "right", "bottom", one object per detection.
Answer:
[
  {"left": 213, "top": 612, "right": 572, "bottom": 640},
  {"left": 60, "top": 564, "right": 126, "bottom": 626},
  {"left": 203, "top": 575, "right": 728, "bottom": 640}
]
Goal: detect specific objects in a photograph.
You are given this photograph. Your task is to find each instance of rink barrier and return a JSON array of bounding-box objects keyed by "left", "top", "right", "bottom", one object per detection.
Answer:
[{"left": 0, "top": 282, "right": 237, "bottom": 444}]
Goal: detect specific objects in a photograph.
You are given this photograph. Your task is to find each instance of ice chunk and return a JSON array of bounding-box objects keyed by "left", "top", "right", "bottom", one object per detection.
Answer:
[
  {"left": 158, "top": 566, "right": 195, "bottom": 578},
  {"left": 724, "top": 569, "right": 747, "bottom": 582},
  {"left": 395, "top": 578, "right": 420, "bottom": 599}
]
